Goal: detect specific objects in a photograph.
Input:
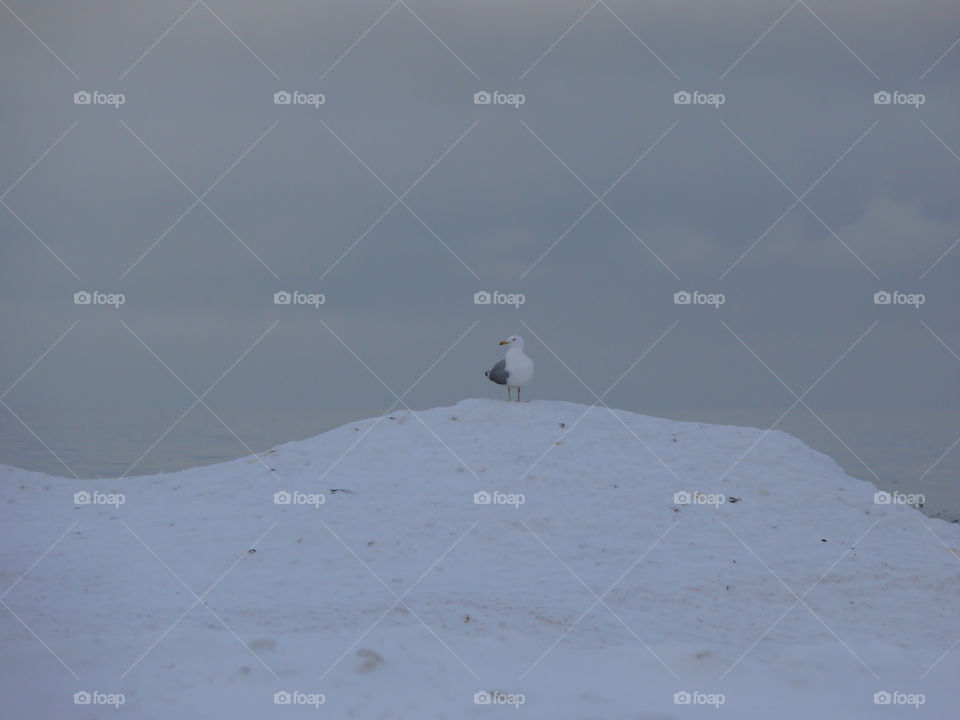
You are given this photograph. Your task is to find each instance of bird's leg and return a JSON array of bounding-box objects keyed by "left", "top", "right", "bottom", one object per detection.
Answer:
[
  {"left": 507, "top": 386, "right": 511, "bottom": 401},
  {"left": 517, "top": 386, "right": 521, "bottom": 403}
]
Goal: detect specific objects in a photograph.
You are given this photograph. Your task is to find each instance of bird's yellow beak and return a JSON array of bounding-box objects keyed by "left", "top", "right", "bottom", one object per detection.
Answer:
[{"left": 499, "top": 340, "right": 509, "bottom": 345}]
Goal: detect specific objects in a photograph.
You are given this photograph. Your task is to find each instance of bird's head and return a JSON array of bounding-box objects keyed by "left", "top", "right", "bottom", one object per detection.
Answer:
[{"left": 499, "top": 335, "right": 523, "bottom": 350}]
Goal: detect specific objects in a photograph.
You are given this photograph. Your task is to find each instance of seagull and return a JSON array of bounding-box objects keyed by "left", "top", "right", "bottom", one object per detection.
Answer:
[{"left": 484, "top": 335, "right": 534, "bottom": 402}]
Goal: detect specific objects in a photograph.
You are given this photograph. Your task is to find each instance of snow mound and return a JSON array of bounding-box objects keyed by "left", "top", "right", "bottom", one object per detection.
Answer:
[{"left": 1, "top": 399, "right": 958, "bottom": 718}]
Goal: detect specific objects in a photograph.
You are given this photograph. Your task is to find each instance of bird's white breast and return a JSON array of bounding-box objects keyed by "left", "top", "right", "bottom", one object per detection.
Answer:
[{"left": 505, "top": 349, "right": 534, "bottom": 387}]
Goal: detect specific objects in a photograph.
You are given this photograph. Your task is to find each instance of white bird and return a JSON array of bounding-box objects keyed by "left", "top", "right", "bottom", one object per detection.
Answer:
[{"left": 484, "top": 335, "right": 534, "bottom": 402}]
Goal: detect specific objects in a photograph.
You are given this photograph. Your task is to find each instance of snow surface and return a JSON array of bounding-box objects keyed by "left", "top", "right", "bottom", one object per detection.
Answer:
[{"left": 1, "top": 399, "right": 958, "bottom": 719}]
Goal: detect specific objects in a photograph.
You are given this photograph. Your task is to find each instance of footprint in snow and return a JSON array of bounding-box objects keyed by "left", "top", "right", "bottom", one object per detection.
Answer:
[{"left": 356, "top": 648, "right": 383, "bottom": 673}]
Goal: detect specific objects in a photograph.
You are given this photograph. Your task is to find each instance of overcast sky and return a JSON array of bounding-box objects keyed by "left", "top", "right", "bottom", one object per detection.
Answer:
[{"left": 1, "top": 0, "right": 958, "bottom": 513}]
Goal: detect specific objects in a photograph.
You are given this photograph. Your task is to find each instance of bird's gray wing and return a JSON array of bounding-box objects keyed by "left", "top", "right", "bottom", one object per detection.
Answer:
[{"left": 485, "top": 358, "right": 508, "bottom": 385}]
